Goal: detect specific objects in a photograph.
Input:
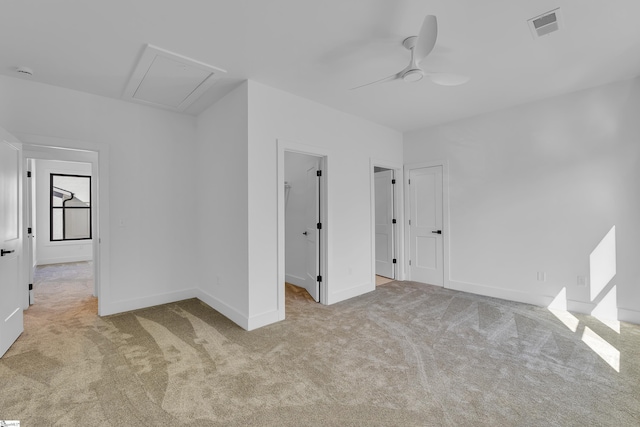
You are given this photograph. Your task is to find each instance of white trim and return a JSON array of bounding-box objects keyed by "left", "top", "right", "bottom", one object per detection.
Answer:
[
  {"left": 448, "top": 279, "right": 555, "bottom": 307},
  {"left": 370, "top": 158, "right": 405, "bottom": 287},
  {"left": 404, "top": 160, "right": 450, "bottom": 287},
  {"left": 247, "top": 309, "right": 282, "bottom": 331},
  {"left": 277, "top": 139, "right": 331, "bottom": 316},
  {"left": 196, "top": 289, "right": 249, "bottom": 330},
  {"left": 18, "top": 133, "right": 110, "bottom": 316},
  {"left": 285, "top": 274, "right": 305, "bottom": 288},
  {"left": 36, "top": 255, "right": 93, "bottom": 265},
  {"left": 566, "top": 300, "right": 594, "bottom": 316},
  {"left": 102, "top": 289, "right": 198, "bottom": 316},
  {"left": 447, "top": 281, "right": 640, "bottom": 326},
  {"left": 566, "top": 300, "right": 640, "bottom": 325},
  {"left": 328, "top": 282, "right": 374, "bottom": 305},
  {"left": 618, "top": 308, "right": 640, "bottom": 325}
]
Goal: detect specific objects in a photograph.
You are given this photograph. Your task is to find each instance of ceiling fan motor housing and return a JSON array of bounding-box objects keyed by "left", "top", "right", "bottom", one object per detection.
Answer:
[{"left": 403, "top": 68, "right": 424, "bottom": 82}]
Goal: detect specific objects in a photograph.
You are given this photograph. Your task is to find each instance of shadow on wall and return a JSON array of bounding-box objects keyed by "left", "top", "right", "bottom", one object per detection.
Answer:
[{"left": 548, "top": 225, "right": 620, "bottom": 371}]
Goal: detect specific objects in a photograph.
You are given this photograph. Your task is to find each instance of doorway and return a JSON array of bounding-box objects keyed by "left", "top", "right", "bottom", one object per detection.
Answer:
[
  {"left": 374, "top": 167, "right": 396, "bottom": 281},
  {"left": 21, "top": 136, "right": 107, "bottom": 316},
  {"left": 26, "top": 159, "right": 96, "bottom": 312},
  {"left": 277, "top": 139, "right": 328, "bottom": 319},
  {"left": 371, "top": 161, "right": 403, "bottom": 287},
  {"left": 284, "top": 151, "right": 323, "bottom": 303}
]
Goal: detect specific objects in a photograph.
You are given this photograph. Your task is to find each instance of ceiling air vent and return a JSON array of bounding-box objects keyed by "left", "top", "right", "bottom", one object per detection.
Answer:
[
  {"left": 528, "top": 8, "right": 563, "bottom": 38},
  {"left": 124, "top": 44, "right": 226, "bottom": 112}
]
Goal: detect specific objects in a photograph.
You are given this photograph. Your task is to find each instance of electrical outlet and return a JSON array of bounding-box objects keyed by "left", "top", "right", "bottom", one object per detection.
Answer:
[
  {"left": 537, "top": 272, "right": 546, "bottom": 282},
  {"left": 577, "top": 276, "right": 587, "bottom": 287}
]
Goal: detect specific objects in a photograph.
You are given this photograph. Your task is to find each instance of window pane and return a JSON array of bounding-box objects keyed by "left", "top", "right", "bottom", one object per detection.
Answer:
[
  {"left": 52, "top": 175, "right": 90, "bottom": 206},
  {"left": 64, "top": 208, "right": 90, "bottom": 239},
  {"left": 50, "top": 174, "right": 91, "bottom": 241},
  {"left": 52, "top": 209, "right": 63, "bottom": 240}
]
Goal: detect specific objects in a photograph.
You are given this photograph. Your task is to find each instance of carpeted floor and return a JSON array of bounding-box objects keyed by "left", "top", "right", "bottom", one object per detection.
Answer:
[{"left": 1, "top": 262, "right": 639, "bottom": 426}]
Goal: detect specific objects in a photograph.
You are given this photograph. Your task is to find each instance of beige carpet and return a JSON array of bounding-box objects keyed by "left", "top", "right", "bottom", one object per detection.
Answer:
[{"left": 1, "top": 262, "right": 639, "bottom": 426}]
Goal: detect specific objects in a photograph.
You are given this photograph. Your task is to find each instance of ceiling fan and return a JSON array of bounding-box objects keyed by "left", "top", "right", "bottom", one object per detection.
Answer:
[{"left": 351, "top": 15, "right": 469, "bottom": 90}]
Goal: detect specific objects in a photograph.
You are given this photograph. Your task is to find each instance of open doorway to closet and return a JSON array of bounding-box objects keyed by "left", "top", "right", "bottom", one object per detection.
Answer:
[
  {"left": 373, "top": 166, "right": 398, "bottom": 286},
  {"left": 284, "top": 151, "right": 323, "bottom": 303}
]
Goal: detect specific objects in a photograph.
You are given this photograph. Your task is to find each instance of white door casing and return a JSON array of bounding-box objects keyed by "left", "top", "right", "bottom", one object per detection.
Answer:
[
  {"left": 408, "top": 166, "right": 443, "bottom": 286},
  {"left": 0, "top": 136, "right": 24, "bottom": 358},
  {"left": 375, "top": 169, "right": 394, "bottom": 279},
  {"left": 26, "top": 159, "right": 35, "bottom": 304},
  {"left": 304, "top": 162, "right": 320, "bottom": 302}
]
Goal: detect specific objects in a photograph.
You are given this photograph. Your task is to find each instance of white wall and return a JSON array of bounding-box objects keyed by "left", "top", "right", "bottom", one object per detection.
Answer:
[
  {"left": 195, "top": 82, "right": 250, "bottom": 326},
  {"left": 284, "top": 151, "right": 319, "bottom": 286},
  {"left": 247, "top": 81, "right": 403, "bottom": 327},
  {"left": 404, "top": 76, "right": 640, "bottom": 323},
  {"left": 33, "top": 159, "right": 93, "bottom": 265},
  {"left": 0, "top": 74, "right": 199, "bottom": 314}
]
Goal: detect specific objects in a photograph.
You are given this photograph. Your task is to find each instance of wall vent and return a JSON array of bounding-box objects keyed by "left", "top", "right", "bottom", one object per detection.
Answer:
[{"left": 528, "top": 8, "right": 563, "bottom": 38}]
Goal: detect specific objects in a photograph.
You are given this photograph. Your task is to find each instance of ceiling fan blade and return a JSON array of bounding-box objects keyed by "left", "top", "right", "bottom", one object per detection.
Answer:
[
  {"left": 427, "top": 73, "right": 470, "bottom": 86},
  {"left": 349, "top": 71, "right": 402, "bottom": 90},
  {"left": 414, "top": 15, "right": 438, "bottom": 63}
]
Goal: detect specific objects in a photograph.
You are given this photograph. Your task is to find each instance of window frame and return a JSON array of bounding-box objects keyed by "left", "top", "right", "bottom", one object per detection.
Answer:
[{"left": 50, "top": 173, "right": 92, "bottom": 242}]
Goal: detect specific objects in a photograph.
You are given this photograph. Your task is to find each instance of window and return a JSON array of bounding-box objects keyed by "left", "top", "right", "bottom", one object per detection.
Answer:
[{"left": 50, "top": 173, "right": 91, "bottom": 241}]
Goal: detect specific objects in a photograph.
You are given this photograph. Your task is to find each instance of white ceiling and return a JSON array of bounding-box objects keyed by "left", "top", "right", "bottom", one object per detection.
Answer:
[{"left": 2, "top": 0, "right": 640, "bottom": 132}]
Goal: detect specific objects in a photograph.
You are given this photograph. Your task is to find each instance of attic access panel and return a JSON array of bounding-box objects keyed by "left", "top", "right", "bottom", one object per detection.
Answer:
[{"left": 124, "top": 44, "right": 226, "bottom": 112}]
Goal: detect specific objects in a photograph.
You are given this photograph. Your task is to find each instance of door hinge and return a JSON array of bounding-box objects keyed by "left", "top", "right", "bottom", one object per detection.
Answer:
[
  {"left": 392, "top": 219, "right": 396, "bottom": 224},
  {"left": 29, "top": 283, "right": 33, "bottom": 291},
  {"left": 317, "top": 223, "right": 322, "bottom": 230},
  {"left": 317, "top": 275, "right": 322, "bottom": 282},
  {"left": 408, "top": 179, "right": 411, "bottom": 185},
  {"left": 409, "top": 219, "right": 411, "bottom": 225},
  {"left": 409, "top": 260, "right": 412, "bottom": 266},
  {"left": 27, "top": 227, "right": 32, "bottom": 234},
  {"left": 393, "top": 259, "right": 397, "bottom": 264},
  {"left": 317, "top": 170, "right": 322, "bottom": 177},
  {"left": 27, "top": 171, "right": 32, "bottom": 178},
  {"left": 392, "top": 179, "right": 396, "bottom": 184}
]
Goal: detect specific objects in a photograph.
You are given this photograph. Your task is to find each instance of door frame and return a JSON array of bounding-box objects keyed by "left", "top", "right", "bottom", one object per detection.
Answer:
[
  {"left": 370, "top": 158, "right": 404, "bottom": 285},
  {"left": 18, "top": 133, "right": 110, "bottom": 315},
  {"left": 404, "top": 160, "right": 450, "bottom": 288},
  {"left": 277, "top": 139, "right": 329, "bottom": 317}
]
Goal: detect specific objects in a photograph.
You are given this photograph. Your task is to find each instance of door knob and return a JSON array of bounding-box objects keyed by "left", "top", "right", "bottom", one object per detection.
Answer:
[
  {"left": 431, "top": 230, "right": 442, "bottom": 234},
  {"left": 1, "top": 249, "right": 15, "bottom": 256},
  {"left": 302, "top": 231, "right": 308, "bottom": 235}
]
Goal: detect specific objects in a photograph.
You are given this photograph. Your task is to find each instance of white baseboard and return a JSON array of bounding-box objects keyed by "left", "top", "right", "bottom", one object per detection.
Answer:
[
  {"left": 285, "top": 274, "right": 305, "bottom": 288},
  {"left": 448, "top": 280, "right": 640, "bottom": 326},
  {"left": 100, "top": 287, "right": 281, "bottom": 331},
  {"left": 195, "top": 289, "right": 249, "bottom": 330},
  {"left": 101, "top": 288, "right": 198, "bottom": 316},
  {"left": 568, "top": 301, "right": 640, "bottom": 324},
  {"left": 247, "top": 309, "right": 282, "bottom": 331},
  {"left": 447, "top": 279, "right": 555, "bottom": 307},
  {"left": 37, "top": 255, "right": 93, "bottom": 265},
  {"left": 566, "top": 300, "right": 594, "bottom": 315},
  {"left": 328, "top": 282, "right": 375, "bottom": 305},
  {"left": 618, "top": 308, "right": 640, "bottom": 324}
]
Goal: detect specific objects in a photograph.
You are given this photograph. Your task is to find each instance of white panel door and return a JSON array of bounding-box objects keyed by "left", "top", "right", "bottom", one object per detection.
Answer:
[
  {"left": 409, "top": 166, "right": 443, "bottom": 286},
  {"left": 375, "top": 169, "right": 394, "bottom": 279},
  {"left": 0, "top": 138, "right": 24, "bottom": 358},
  {"left": 304, "top": 162, "right": 320, "bottom": 302}
]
